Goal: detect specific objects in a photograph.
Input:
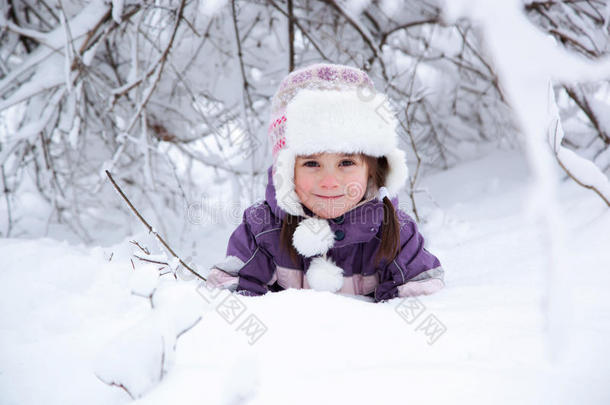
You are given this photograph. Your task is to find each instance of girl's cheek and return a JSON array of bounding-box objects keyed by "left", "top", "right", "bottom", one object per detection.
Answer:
[
  {"left": 302, "top": 177, "right": 315, "bottom": 192},
  {"left": 295, "top": 172, "right": 314, "bottom": 192},
  {"left": 345, "top": 169, "right": 364, "bottom": 182}
]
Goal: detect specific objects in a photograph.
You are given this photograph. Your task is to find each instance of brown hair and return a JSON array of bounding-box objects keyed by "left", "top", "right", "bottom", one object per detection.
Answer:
[{"left": 280, "top": 155, "right": 401, "bottom": 268}]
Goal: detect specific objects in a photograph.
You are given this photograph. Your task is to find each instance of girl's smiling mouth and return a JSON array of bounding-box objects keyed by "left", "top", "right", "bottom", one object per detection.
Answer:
[{"left": 314, "top": 194, "right": 343, "bottom": 199}]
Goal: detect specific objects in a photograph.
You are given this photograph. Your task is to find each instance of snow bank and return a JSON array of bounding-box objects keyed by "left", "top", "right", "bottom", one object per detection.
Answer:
[{"left": 1, "top": 150, "right": 609, "bottom": 405}]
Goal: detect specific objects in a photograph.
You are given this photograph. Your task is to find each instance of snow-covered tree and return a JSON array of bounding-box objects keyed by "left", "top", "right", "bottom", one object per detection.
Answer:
[{"left": 0, "top": 0, "right": 607, "bottom": 242}]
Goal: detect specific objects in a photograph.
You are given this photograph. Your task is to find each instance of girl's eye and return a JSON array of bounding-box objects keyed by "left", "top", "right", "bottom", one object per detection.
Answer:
[
  {"left": 340, "top": 160, "right": 355, "bottom": 166},
  {"left": 303, "top": 161, "right": 319, "bottom": 167}
]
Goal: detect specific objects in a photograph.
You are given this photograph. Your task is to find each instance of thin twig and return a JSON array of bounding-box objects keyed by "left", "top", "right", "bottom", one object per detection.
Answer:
[
  {"left": 379, "top": 18, "right": 440, "bottom": 49},
  {"left": 159, "top": 337, "right": 165, "bottom": 380},
  {"left": 105, "top": 170, "right": 206, "bottom": 281},
  {"left": 231, "top": 0, "right": 254, "bottom": 110},
  {"left": 266, "top": 0, "right": 330, "bottom": 61},
  {"left": 563, "top": 84, "right": 610, "bottom": 145},
  {"left": 133, "top": 252, "right": 169, "bottom": 266},
  {"left": 288, "top": 0, "right": 295, "bottom": 72},
  {"left": 94, "top": 376, "right": 135, "bottom": 400},
  {"left": 555, "top": 154, "right": 610, "bottom": 206},
  {"left": 131, "top": 289, "right": 156, "bottom": 308},
  {"left": 130, "top": 239, "right": 151, "bottom": 255},
  {"left": 1, "top": 165, "right": 12, "bottom": 237},
  {"left": 174, "top": 316, "right": 202, "bottom": 350},
  {"left": 122, "top": 0, "right": 186, "bottom": 135}
]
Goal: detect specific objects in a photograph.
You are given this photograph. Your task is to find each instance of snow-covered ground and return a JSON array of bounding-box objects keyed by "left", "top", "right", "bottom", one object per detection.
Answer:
[{"left": 1, "top": 148, "right": 609, "bottom": 405}]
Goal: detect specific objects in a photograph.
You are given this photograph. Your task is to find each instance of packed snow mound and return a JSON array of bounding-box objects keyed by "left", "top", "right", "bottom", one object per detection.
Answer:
[{"left": 1, "top": 150, "right": 610, "bottom": 405}]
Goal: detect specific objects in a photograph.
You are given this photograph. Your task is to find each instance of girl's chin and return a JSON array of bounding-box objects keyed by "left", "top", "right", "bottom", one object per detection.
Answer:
[
  {"left": 313, "top": 212, "right": 337, "bottom": 219},
  {"left": 309, "top": 206, "right": 348, "bottom": 219}
]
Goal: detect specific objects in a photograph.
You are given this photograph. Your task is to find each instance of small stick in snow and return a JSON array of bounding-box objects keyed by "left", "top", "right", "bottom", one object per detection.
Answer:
[
  {"left": 555, "top": 154, "right": 610, "bottom": 207},
  {"left": 94, "top": 376, "right": 135, "bottom": 400},
  {"left": 130, "top": 239, "right": 150, "bottom": 255},
  {"left": 105, "top": 170, "right": 206, "bottom": 281},
  {"left": 133, "top": 253, "right": 169, "bottom": 266},
  {"left": 131, "top": 241, "right": 174, "bottom": 274},
  {"left": 131, "top": 289, "right": 155, "bottom": 309},
  {"left": 174, "top": 316, "right": 202, "bottom": 350}
]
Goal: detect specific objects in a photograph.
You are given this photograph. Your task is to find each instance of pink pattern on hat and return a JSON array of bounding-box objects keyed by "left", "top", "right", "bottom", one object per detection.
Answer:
[
  {"left": 317, "top": 66, "right": 338, "bottom": 81},
  {"left": 342, "top": 69, "right": 360, "bottom": 83},
  {"left": 291, "top": 70, "right": 313, "bottom": 84},
  {"left": 269, "top": 109, "right": 287, "bottom": 159}
]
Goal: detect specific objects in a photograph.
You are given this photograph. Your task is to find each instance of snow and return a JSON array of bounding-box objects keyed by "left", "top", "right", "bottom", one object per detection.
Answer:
[
  {"left": 588, "top": 96, "right": 610, "bottom": 141},
  {"left": 130, "top": 264, "right": 159, "bottom": 297},
  {"left": 68, "top": 115, "right": 81, "bottom": 149},
  {"left": 82, "top": 41, "right": 100, "bottom": 66},
  {"left": 94, "top": 315, "right": 166, "bottom": 399},
  {"left": 344, "top": 0, "right": 373, "bottom": 15},
  {"left": 112, "top": 0, "right": 125, "bottom": 24},
  {"left": 167, "top": 256, "right": 180, "bottom": 272},
  {"left": 198, "top": 0, "right": 229, "bottom": 17},
  {"left": 441, "top": 0, "right": 610, "bottom": 364},
  {"left": 379, "top": 0, "right": 401, "bottom": 16},
  {"left": 94, "top": 282, "right": 202, "bottom": 399},
  {"left": 1, "top": 149, "right": 609, "bottom": 404},
  {"left": 0, "top": 0, "right": 109, "bottom": 98},
  {"left": 2, "top": 0, "right": 610, "bottom": 402},
  {"left": 0, "top": 57, "right": 65, "bottom": 112},
  {"left": 548, "top": 84, "right": 610, "bottom": 210}
]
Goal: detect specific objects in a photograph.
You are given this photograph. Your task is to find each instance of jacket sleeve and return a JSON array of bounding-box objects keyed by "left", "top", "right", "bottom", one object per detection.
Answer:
[
  {"left": 374, "top": 210, "right": 445, "bottom": 302},
  {"left": 205, "top": 207, "right": 276, "bottom": 296}
]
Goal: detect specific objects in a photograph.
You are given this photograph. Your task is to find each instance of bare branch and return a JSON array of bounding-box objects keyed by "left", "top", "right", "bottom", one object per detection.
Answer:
[
  {"left": 105, "top": 170, "right": 206, "bottom": 281},
  {"left": 563, "top": 84, "right": 610, "bottom": 145}
]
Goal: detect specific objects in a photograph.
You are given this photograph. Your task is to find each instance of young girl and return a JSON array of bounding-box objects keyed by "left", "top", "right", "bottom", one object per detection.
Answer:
[{"left": 205, "top": 63, "right": 444, "bottom": 302}]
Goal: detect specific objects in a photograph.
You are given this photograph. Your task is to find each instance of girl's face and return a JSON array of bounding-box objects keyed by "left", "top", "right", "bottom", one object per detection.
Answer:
[{"left": 294, "top": 153, "right": 369, "bottom": 219}]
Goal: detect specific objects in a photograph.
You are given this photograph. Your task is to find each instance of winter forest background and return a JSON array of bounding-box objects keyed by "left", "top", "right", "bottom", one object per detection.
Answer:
[{"left": 1, "top": 0, "right": 610, "bottom": 404}]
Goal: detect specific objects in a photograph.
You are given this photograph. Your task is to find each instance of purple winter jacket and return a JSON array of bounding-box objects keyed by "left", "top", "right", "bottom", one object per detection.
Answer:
[{"left": 206, "top": 167, "right": 444, "bottom": 302}]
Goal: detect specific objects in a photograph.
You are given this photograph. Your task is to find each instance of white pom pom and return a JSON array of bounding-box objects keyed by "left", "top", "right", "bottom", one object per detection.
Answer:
[
  {"left": 306, "top": 257, "right": 344, "bottom": 292},
  {"left": 292, "top": 217, "right": 335, "bottom": 257}
]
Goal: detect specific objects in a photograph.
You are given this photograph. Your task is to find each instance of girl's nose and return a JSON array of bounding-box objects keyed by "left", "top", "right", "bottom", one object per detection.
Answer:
[{"left": 319, "top": 171, "right": 340, "bottom": 189}]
